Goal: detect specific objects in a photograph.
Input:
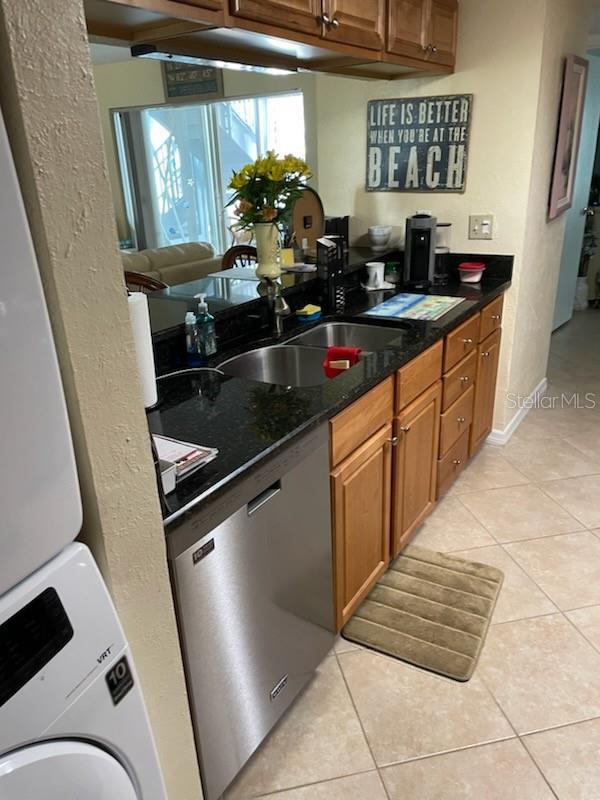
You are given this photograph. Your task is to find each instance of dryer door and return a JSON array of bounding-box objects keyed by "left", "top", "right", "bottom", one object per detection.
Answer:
[{"left": 0, "top": 740, "right": 138, "bottom": 799}]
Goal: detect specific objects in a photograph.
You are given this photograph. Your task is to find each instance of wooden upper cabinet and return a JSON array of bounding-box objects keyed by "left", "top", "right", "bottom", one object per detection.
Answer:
[
  {"left": 322, "top": 0, "right": 385, "bottom": 51},
  {"left": 229, "top": 0, "right": 322, "bottom": 36},
  {"left": 427, "top": 0, "right": 458, "bottom": 67},
  {"left": 387, "top": 0, "right": 428, "bottom": 59},
  {"left": 387, "top": 0, "right": 457, "bottom": 66},
  {"left": 177, "top": 0, "right": 222, "bottom": 9}
]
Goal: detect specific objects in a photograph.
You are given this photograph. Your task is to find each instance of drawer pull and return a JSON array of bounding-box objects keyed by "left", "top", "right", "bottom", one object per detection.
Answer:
[
  {"left": 491, "top": 314, "right": 502, "bottom": 321},
  {"left": 453, "top": 459, "right": 462, "bottom": 465},
  {"left": 399, "top": 425, "right": 411, "bottom": 434},
  {"left": 460, "top": 376, "right": 470, "bottom": 383},
  {"left": 482, "top": 351, "right": 491, "bottom": 358},
  {"left": 457, "top": 416, "right": 466, "bottom": 424},
  {"left": 461, "top": 338, "right": 473, "bottom": 344},
  {"left": 387, "top": 436, "right": 399, "bottom": 447}
]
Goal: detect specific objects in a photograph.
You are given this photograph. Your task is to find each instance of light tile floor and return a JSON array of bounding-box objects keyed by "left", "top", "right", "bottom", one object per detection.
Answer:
[{"left": 225, "top": 311, "right": 600, "bottom": 799}]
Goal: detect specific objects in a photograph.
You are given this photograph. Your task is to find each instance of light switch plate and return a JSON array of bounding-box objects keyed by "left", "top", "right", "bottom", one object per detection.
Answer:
[{"left": 469, "top": 214, "right": 494, "bottom": 240}]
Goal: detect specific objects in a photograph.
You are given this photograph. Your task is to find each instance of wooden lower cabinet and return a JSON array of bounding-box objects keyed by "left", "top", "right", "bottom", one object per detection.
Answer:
[
  {"left": 392, "top": 380, "right": 442, "bottom": 557},
  {"left": 470, "top": 328, "right": 502, "bottom": 456},
  {"left": 331, "top": 423, "right": 392, "bottom": 629}
]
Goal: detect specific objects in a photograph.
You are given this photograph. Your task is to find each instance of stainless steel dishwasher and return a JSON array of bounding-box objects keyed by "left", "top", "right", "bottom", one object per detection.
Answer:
[{"left": 167, "top": 423, "right": 335, "bottom": 800}]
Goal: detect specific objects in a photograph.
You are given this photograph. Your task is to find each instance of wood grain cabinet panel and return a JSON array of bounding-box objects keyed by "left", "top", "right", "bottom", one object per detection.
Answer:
[
  {"left": 442, "top": 349, "right": 477, "bottom": 411},
  {"left": 176, "top": 0, "right": 222, "bottom": 9},
  {"left": 331, "top": 424, "right": 392, "bottom": 629},
  {"left": 427, "top": 0, "right": 458, "bottom": 66},
  {"left": 470, "top": 328, "right": 502, "bottom": 456},
  {"left": 330, "top": 376, "right": 393, "bottom": 467},
  {"left": 392, "top": 380, "right": 442, "bottom": 557},
  {"left": 229, "top": 0, "right": 322, "bottom": 35},
  {"left": 479, "top": 294, "right": 504, "bottom": 342},
  {"left": 439, "top": 384, "right": 474, "bottom": 457},
  {"left": 322, "top": 0, "right": 385, "bottom": 50},
  {"left": 437, "top": 428, "right": 469, "bottom": 497},
  {"left": 387, "top": 0, "right": 428, "bottom": 59},
  {"left": 396, "top": 340, "right": 443, "bottom": 412},
  {"left": 444, "top": 313, "right": 480, "bottom": 372}
]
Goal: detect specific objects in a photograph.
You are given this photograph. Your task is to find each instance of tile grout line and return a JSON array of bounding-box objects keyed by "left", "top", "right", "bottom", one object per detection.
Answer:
[
  {"left": 245, "top": 767, "right": 383, "bottom": 799},
  {"left": 333, "top": 651, "right": 393, "bottom": 800}
]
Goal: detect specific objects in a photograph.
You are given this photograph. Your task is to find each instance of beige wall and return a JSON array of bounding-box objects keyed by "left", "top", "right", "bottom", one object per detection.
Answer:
[
  {"left": 92, "top": 55, "right": 318, "bottom": 243},
  {"left": 0, "top": 3, "right": 203, "bottom": 798},
  {"left": 315, "top": 0, "right": 588, "bottom": 430}
]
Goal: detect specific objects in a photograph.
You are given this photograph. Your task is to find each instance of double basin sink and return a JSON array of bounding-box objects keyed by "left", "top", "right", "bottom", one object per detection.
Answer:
[{"left": 218, "top": 321, "right": 411, "bottom": 387}]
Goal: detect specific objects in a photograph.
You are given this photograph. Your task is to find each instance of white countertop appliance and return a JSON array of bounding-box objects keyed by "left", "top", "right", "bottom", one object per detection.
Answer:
[
  {"left": 0, "top": 105, "right": 81, "bottom": 596},
  {"left": 0, "top": 543, "right": 167, "bottom": 800}
]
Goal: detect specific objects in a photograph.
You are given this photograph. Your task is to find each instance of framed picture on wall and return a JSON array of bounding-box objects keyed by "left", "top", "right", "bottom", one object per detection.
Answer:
[{"left": 549, "top": 54, "right": 589, "bottom": 220}]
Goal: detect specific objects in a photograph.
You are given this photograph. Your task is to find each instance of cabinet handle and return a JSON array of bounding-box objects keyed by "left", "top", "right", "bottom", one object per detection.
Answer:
[
  {"left": 387, "top": 436, "right": 399, "bottom": 447},
  {"left": 491, "top": 314, "right": 501, "bottom": 321},
  {"left": 322, "top": 12, "right": 333, "bottom": 26},
  {"left": 399, "top": 425, "right": 411, "bottom": 433},
  {"left": 461, "top": 337, "right": 473, "bottom": 344},
  {"left": 460, "top": 375, "right": 470, "bottom": 383},
  {"left": 453, "top": 459, "right": 462, "bottom": 465},
  {"left": 421, "top": 43, "right": 430, "bottom": 51},
  {"left": 457, "top": 416, "right": 466, "bottom": 424},
  {"left": 331, "top": 16, "right": 340, "bottom": 27},
  {"left": 430, "top": 44, "right": 438, "bottom": 53},
  {"left": 482, "top": 351, "right": 491, "bottom": 358}
]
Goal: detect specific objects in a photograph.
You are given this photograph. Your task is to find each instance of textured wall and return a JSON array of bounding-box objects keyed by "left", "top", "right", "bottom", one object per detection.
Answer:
[{"left": 0, "top": 2, "right": 203, "bottom": 798}]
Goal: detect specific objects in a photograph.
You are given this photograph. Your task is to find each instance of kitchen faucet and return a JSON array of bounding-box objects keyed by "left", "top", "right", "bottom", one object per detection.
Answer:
[{"left": 265, "top": 278, "right": 291, "bottom": 337}]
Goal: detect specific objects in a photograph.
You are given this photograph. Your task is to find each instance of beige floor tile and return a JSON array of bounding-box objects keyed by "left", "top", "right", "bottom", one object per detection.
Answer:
[
  {"left": 458, "top": 484, "right": 582, "bottom": 543},
  {"left": 381, "top": 739, "right": 553, "bottom": 800},
  {"left": 502, "top": 436, "right": 600, "bottom": 481},
  {"left": 450, "top": 545, "right": 557, "bottom": 623},
  {"left": 411, "top": 496, "right": 495, "bottom": 552},
  {"left": 541, "top": 474, "right": 600, "bottom": 529},
  {"left": 505, "top": 532, "right": 600, "bottom": 611},
  {"left": 448, "top": 445, "right": 529, "bottom": 494},
  {"left": 566, "top": 605, "right": 600, "bottom": 651},
  {"left": 510, "top": 405, "right": 592, "bottom": 442},
  {"left": 258, "top": 771, "right": 387, "bottom": 800},
  {"left": 525, "top": 718, "right": 600, "bottom": 800},
  {"left": 478, "top": 614, "right": 600, "bottom": 734},
  {"left": 225, "top": 657, "right": 374, "bottom": 798},
  {"left": 338, "top": 649, "right": 513, "bottom": 766},
  {"left": 566, "top": 426, "right": 600, "bottom": 459},
  {"left": 332, "top": 634, "right": 360, "bottom": 655}
]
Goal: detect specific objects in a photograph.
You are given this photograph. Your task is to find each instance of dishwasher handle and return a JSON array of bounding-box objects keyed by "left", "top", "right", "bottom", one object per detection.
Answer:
[{"left": 247, "top": 480, "right": 282, "bottom": 516}]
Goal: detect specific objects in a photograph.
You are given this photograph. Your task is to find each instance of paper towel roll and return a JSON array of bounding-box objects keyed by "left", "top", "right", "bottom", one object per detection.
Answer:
[{"left": 128, "top": 292, "right": 158, "bottom": 408}]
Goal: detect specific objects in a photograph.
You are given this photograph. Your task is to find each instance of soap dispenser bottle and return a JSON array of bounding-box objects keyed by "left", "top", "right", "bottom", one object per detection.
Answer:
[
  {"left": 185, "top": 310, "right": 202, "bottom": 367},
  {"left": 194, "top": 293, "right": 217, "bottom": 362}
]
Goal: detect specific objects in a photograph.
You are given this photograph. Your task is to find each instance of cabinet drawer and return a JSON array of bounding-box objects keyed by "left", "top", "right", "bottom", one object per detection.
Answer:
[
  {"left": 444, "top": 314, "right": 480, "bottom": 372},
  {"left": 437, "top": 429, "right": 469, "bottom": 497},
  {"left": 396, "top": 340, "right": 443, "bottom": 413},
  {"left": 330, "top": 376, "right": 394, "bottom": 467},
  {"left": 439, "top": 384, "right": 474, "bottom": 457},
  {"left": 442, "top": 349, "right": 477, "bottom": 411},
  {"left": 479, "top": 295, "right": 504, "bottom": 342}
]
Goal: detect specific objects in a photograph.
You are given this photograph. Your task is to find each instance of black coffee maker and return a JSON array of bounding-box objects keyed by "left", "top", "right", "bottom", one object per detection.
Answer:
[{"left": 404, "top": 213, "right": 437, "bottom": 289}]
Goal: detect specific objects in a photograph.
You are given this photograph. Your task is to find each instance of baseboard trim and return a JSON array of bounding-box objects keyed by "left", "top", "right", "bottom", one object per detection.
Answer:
[{"left": 486, "top": 377, "right": 548, "bottom": 446}]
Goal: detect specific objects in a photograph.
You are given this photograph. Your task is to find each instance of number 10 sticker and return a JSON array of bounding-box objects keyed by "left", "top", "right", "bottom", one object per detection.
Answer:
[{"left": 105, "top": 655, "right": 134, "bottom": 706}]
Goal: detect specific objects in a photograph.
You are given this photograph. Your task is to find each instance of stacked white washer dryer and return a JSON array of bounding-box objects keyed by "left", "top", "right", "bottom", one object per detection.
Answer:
[{"left": 0, "top": 102, "right": 167, "bottom": 800}]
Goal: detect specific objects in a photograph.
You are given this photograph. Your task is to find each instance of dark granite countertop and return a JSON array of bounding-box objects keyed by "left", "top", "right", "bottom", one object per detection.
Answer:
[{"left": 149, "top": 273, "right": 511, "bottom": 530}]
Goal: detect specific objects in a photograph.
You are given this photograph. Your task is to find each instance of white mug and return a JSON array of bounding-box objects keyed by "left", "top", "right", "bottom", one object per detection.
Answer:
[{"left": 366, "top": 262, "right": 385, "bottom": 289}]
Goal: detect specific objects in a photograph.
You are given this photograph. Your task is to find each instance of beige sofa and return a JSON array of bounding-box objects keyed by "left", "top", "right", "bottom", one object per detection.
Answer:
[{"left": 121, "top": 242, "right": 223, "bottom": 286}]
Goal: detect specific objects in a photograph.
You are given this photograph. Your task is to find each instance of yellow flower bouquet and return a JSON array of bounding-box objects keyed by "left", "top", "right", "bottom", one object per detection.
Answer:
[{"left": 227, "top": 150, "right": 312, "bottom": 230}]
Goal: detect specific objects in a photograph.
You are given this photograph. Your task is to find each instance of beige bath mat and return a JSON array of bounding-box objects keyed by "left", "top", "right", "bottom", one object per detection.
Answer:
[{"left": 342, "top": 545, "right": 503, "bottom": 681}]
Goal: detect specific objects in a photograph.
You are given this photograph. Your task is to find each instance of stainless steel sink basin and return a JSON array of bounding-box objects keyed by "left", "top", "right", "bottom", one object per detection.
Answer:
[
  {"left": 287, "top": 321, "right": 409, "bottom": 351},
  {"left": 218, "top": 345, "right": 339, "bottom": 387}
]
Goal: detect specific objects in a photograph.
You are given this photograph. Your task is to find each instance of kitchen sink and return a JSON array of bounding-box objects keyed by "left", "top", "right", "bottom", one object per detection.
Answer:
[
  {"left": 218, "top": 345, "right": 340, "bottom": 387},
  {"left": 287, "top": 321, "right": 410, "bottom": 351}
]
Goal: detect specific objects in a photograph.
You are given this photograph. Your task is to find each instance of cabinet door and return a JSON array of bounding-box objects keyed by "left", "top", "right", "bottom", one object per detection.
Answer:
[
  {"left": 392, "top": 381, "right": 442, "bottom": 557},
  {"left": 176, "top": 0, "right": 223, "bottom": 9},
  {"left": 386, "top": 0, "right": 428, "bottom": 59},
  {"left": 470, "top": 329, "right": 501, "bottom": 456},
  {"left": 322, "top": 0, "right": 385, "bottom": 50},
  {"left": 230, "top": 0, "right": 322, "bottom": 36},
  {"left": 331, "top": 424, "right": 392, "bottom": 629},
  {"left": 427, "top": 0, "right": 458, "bottom": 66}
]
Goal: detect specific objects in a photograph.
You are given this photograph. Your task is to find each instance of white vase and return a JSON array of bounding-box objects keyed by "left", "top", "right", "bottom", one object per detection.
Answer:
[{"left": 253, "top": 223, "right": 281, "bottom": 280}]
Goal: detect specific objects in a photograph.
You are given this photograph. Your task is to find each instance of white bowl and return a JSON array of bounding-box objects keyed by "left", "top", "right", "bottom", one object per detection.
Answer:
[
  {"left": 459, "top": 267, "right": 485, "bottom": 283},
  {"left": 368, "top": 225, "right": 392, "bottom": 249}
]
